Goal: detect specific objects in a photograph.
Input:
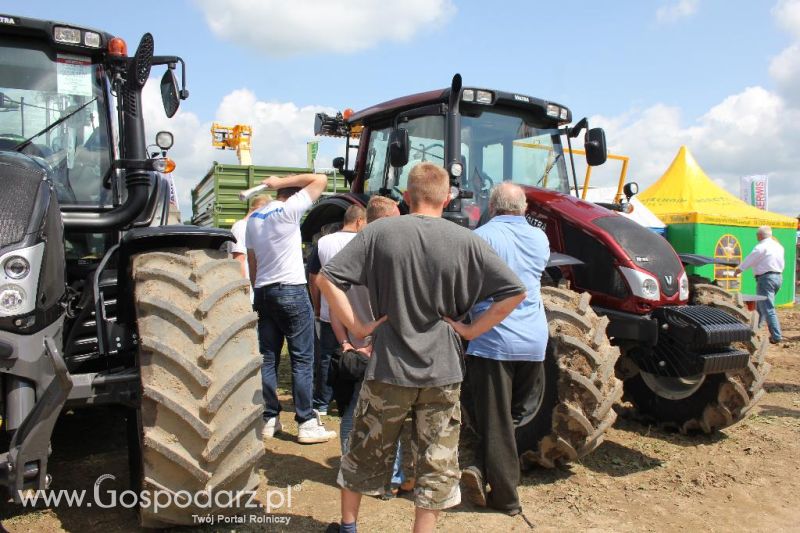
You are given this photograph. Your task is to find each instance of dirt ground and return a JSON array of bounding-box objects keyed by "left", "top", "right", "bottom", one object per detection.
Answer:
[{"left": 1, "top": 309, "right": 799, "bottom": 532}]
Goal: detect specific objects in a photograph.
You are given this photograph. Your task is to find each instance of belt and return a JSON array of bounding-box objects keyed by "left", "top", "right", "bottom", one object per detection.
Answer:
[
  {"left": 755, "top": 271, "right": 781, "bottom": 278},
  {"left": 256, "top": 282, "right": 306, "bottom": 289}
]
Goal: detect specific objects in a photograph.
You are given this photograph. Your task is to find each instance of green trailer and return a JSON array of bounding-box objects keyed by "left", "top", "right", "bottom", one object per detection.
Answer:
[{"left": 191, "top": 162, "right": 347, "bottom": 228}]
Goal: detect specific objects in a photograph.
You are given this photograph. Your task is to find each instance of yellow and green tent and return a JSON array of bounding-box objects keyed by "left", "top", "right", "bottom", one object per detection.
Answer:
[{"left": 638, "top": 146, "right": 796, "bottom": 306}]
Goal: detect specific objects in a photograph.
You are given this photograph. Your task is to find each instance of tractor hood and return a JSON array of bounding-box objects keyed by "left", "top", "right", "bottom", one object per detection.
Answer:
[{"left": 521, "top": 185, "right": 685, "bottom": 303}]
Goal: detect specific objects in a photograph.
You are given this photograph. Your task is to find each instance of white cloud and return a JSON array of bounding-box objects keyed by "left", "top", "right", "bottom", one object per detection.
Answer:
[
  {"left": 142, "top": 81, "right": 335, "bottom": 219},
  {"left": 578, "top": 0, "right": 800, "bottom": 217},
  {"left": 772, "top": 0, "right": 800, "bottom": 37},
  {"left": 195, "top": 0, "right": 456, "bottom": 56},
  {"left": 656, "top": 0, "right": 699, "bottom": 24},
  {"left": 581, "top": 86, "right": 800, "bottom": 217}
]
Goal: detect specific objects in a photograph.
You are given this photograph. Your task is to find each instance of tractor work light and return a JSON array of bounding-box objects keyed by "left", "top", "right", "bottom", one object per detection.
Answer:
[
  {"left": 546, "top": 104, "right": 560, "bottom": 118},
  {"left": 3, "top": 256, "right": 30, "bottom": 280},
  {"left": 156, "top": 131, "right": 174, "bottom": 150},
  {"left": 0, "top": 285, "right": 25, "bottom": 314},
  {"left": 559, "top": 108, "right": 568, "bottom": 120},
  {"left": 450, "top": 162, "right": 463, "bottom": 177},
  {"left": 462, "top": 89, "right": 475, "bottom": 102},
  {"left": 54, "top": 26, "right": 81, "bottom": 44},
  {"left": 475, "top": 90, "right": 494, "bottom": 104},
  {"left": 84, "top": 31, "right": 101, "bottom": 48}
]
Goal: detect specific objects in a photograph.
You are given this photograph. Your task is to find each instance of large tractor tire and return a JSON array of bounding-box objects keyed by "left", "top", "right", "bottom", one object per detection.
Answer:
[
  {"left": 619, "top": 283, "right": 770, "bottom": 434},
  {"left": 517, "top": 286, "right": 623, "bottom": 468},
  {"left": 132, "top": 248, "right": 264, "bottom": 527}
]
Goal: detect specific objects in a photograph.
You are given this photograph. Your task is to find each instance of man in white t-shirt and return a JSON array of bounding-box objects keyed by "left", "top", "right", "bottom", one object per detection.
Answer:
[
  {"left": 246, "top": 173, "right": 336, "bottom": 444},
  {"left": 734, "top": 225, "right": 785, "bottom": 343},
  {"left": 313, "top": 205, "right": 366, "bottom": 416},
  {"left": 229, "top": 194, "right": 271, "bottom": 295}
]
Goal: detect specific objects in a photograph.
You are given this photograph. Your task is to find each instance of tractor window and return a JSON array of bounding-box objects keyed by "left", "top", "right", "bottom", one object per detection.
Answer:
[
  {"left": 461, "top": 110, "right": 569, "bottom": 195},
  {"left": 364, "top": 127, "right": 391, "bottom": 194},
  {"left": 0, "top": 36, "right": 113, "bottom": 206},
  {"left": 393, "top": 115, "right": 445, "bottom": 192}
]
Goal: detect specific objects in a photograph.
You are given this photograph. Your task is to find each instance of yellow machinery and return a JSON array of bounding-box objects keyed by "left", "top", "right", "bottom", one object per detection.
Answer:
[
  {"left": 211, "top": 123, "right": 253, "bottom": 165},
  {"left": 512, "top": 141, "right": 630, "bottom": 202}
]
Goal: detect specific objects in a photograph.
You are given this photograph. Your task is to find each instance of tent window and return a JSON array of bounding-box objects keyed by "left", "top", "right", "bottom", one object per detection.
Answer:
[{"left": 714, "top": 234, "right": 742, "bottom": 292}]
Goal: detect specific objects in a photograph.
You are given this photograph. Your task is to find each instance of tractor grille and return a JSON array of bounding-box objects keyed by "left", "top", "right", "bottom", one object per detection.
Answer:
[{"left": 0, "top": 154, "right": 44, "bottom": 247}]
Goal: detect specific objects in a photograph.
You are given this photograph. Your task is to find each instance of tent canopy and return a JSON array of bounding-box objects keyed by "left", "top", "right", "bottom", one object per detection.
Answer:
[{"left": 638, "top": 146, "right": 795, "bottom": 229}]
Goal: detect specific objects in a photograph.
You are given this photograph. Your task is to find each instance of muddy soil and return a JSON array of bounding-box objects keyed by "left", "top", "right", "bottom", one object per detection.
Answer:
[{"left": 2, "top": 309, "right": 798, "bottom": 532}]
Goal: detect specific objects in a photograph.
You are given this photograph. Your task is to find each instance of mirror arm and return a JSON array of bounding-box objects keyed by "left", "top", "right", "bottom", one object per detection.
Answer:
[{"left": 565, "top": 130, "right": 580, "bottom": 197}]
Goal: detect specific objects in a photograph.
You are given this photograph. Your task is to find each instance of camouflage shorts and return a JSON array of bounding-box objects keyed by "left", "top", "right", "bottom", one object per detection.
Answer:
[{"left": 337, "top": 380, "right": 462, "bottom": 510}]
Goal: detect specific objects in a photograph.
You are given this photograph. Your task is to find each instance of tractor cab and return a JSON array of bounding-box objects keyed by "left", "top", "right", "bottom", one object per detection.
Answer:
[{"left": 313, "top": 75, "right": 606, "bottom": 230}]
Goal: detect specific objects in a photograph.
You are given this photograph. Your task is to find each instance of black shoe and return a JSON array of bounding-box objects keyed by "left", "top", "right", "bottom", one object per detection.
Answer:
[
  {"left": 461, "top": 466, "right": 487, "bottom": 507},
  {"left": 769, "top": 337, "right": 781, "bottom": 344}
]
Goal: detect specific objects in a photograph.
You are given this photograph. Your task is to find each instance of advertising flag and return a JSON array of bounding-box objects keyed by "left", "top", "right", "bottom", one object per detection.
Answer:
[{"left": 739, "top": 175, "right": 768, "bottom": 211}]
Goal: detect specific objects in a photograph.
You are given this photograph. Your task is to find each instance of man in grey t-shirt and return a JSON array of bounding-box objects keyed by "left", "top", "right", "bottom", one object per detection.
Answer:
[{"left": 318, "top": 162, "right": 525, "bottom": 533}]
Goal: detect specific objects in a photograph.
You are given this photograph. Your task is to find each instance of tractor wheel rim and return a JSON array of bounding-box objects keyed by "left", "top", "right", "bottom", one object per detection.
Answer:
[{"left": 640, "top": 371, "right": 706, "bottom": 401}]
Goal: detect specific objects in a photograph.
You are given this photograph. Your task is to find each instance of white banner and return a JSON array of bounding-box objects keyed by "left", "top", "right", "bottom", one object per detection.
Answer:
[{"left": 739, "top": 175, "right": 768, "bottom": 210}]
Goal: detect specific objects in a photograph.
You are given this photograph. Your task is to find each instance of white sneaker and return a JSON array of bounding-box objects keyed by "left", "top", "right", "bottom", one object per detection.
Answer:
[
  {"left": 262, "top": 417, "right": 283, "bottom": 440},
  {"left": 298, "top": 410, "right": 336, "bottom": 444}
]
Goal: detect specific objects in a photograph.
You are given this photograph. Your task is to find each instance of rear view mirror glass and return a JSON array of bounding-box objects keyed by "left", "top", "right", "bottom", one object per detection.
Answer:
[
  {"left": 160, "top": 69, "right": 180, "bottom": 118},
  {"left": 584, "top": 128, "right": 607, "bottom": 166},
  {"left": 388, "top": 128, "right": 409, "bottom": 168}
]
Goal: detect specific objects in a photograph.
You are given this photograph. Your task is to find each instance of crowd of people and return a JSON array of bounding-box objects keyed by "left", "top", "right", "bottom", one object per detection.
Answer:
[
  {"left": 232, "top": 163, "right": 550, "bottom": 532},
  {"left": 230, "top": 164, "right": 787, "bottom": 533}
]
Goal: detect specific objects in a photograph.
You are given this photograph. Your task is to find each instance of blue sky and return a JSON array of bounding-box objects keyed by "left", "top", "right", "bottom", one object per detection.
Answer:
[{"left": 11, "top": 1, "right": 800, "bottom": 216}]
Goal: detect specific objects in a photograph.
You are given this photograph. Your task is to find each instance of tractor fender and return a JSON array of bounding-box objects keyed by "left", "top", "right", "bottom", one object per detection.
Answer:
[{"left": 301, "top": 193, "right": 368, "bottom": 242}]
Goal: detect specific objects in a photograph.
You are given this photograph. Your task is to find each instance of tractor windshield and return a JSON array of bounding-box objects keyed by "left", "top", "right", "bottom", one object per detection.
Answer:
[
  {"left": 0, "top": 36, "right": 113, "bottom": 206},
  {"left": 461, "top": 109, "right": 569, "bottom": 195}
]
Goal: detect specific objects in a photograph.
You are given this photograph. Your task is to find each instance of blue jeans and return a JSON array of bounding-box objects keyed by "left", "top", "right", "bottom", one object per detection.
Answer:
[
  {"left": 313, "top": 320, "right": 337, "bottom": 412},
  {"left": 756, "top": 272, "right": 783, "bottom": 341},
  {"left": 341, "top": 381, "right": 405, "bottom": 485},
  {"left": 254, "top": 284, "right": 315, "bottom": 423}
]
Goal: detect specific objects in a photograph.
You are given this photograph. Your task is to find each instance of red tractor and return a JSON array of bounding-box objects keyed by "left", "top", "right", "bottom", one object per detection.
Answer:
[{"left": 303, "top": 75, "right": 768, "bottom": 467}]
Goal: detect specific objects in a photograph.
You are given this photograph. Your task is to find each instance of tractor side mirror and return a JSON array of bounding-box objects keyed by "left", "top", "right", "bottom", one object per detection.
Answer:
[
  {"left": 388, "top": 128, "right": 410, "bottom": 168},
  {"left": 332, "top": 156, "right": 345, "bottom": 171},
  {"left": 160, "top": 69, "right": 180, "bottom": 118},
  {"left": 584, "top": 127, "right": 607, "bottom": 166},
  {"left": 623, "top": 181, "right": 639, "bottom": 200}
]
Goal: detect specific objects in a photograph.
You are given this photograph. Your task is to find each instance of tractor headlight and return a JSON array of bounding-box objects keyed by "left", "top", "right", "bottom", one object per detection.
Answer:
[
  {"left": 679, "top": 272, "right": 690, "bottom": 301},
  {"left": 0, "top": 242, "right": 44, "bottom": 317},
  {"left": 4, "top": 256, "right": 30, "bottom": 280},
  {"left": 0, "top": 285, "right": 26, "bottom": 313},
  {"left": 642, "top": 278, "right": 659, "bottom": 299},
  {"left": 619, "top": 266, "right": 661, "bottom": 301}
]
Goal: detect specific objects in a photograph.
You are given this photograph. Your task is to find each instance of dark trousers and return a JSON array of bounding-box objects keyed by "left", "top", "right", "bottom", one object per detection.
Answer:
[
  {"left": 465, "top": 354, "right": 542, "bottom": 513},
  {"left": 313, "top": 320, "right": 337, "bottom": 411},
  {"left": 254, "top": 283, "right": 315, "bottom": 423}
]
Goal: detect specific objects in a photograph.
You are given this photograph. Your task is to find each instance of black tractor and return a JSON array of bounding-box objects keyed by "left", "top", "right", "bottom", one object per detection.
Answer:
[{"left": 0, "top": 15, "right": 262, "bottom": 526}]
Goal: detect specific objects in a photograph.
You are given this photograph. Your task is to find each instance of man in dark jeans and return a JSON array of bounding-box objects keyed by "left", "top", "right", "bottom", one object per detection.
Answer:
[
  {"left": 313, "top": 205, "right": 367, "bottom": 415},
  {"left": 246, "top": 172, "right": 336, "bottom": 444},
  {"left": 449, "top": 183, "right": 550, "bottom": 517}
]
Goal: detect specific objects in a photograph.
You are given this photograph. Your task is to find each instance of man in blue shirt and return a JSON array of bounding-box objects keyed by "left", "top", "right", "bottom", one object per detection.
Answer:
[{"left": 448, "top": 182, "right": 549, "bottom": 516}]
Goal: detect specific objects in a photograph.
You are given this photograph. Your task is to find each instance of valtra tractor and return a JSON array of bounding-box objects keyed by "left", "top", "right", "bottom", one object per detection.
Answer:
[
  {"left": 303, "top": 75, "right": 769, "bottom": 467},
  {"left": 0, "top": 15, "right": 263, "bottom": 526}
]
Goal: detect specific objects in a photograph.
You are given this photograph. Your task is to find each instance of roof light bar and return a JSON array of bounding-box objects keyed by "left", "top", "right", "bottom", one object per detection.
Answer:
[{"left": 54, "top": 26, "right": 81, "bottom": 44}]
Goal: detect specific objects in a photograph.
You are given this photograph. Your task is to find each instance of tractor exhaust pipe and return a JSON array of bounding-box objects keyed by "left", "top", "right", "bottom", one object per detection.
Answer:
[{"left": 63, "top": 34, "right": 155, "bottom": 232}]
